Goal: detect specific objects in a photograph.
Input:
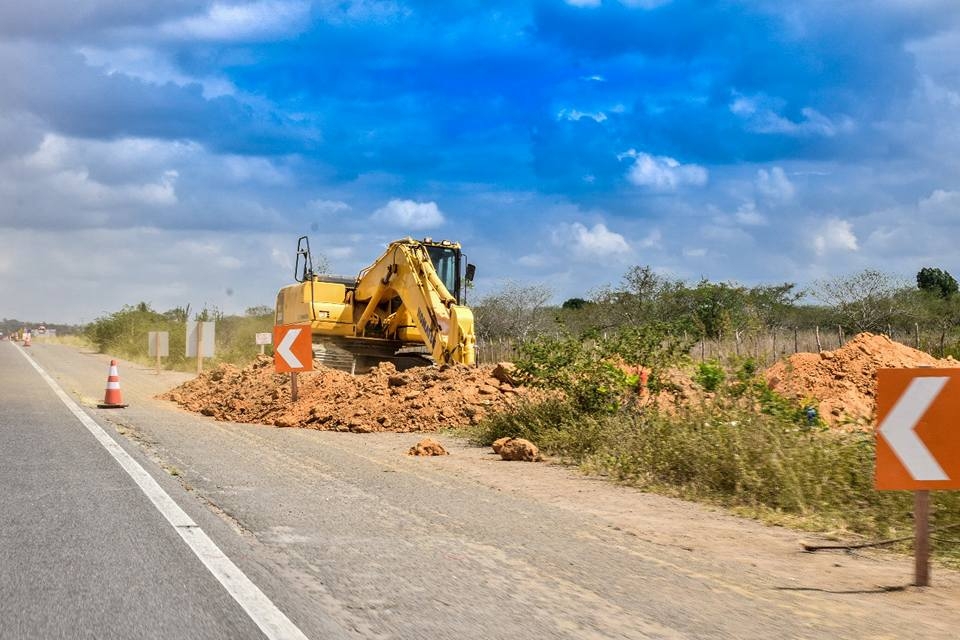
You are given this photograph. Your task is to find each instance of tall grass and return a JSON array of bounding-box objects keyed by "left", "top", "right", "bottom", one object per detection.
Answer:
[{"left": 467, "top": 396, "right": 960, "bottom": 557}]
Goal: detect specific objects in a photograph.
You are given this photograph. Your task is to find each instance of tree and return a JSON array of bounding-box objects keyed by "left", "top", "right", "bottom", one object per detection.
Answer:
[
  {"left": 561, "top": 297, "right": 589, "bottom": 310},
  {"left": 815, "top": 269, "right": 908, "bottom": 333},
  {"left": 745, "top": 283, "right": 801, "bottom": 329},
  {"left": 588, "top": 265, "right": 686, "bottom": 329},
  {"left": 473, "top": 281, "right": 553, "bottom": 340},
  {"left": 245, "top": 305, "right": 274, "bottom": 317},
  {"left": 675, "top": 280, "right": 751, "bottom": 339},
  {"left": 917, "top": 267, "right": 958, "bottom": 299}
]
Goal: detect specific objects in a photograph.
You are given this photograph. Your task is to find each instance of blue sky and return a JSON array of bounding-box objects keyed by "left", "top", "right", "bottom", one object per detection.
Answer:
[{"left": 2, "top": 0, "right": 960, "bottom": 323}]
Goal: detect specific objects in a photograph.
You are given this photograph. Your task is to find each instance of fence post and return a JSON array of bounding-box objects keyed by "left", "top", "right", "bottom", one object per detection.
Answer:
[
  {"left": 916, "top": 323, "right": 921, "bottom": 349},
  {"left": 815, "top": 326, "right": 823, "bottom": 353},
  {"left": 837, "top": 324, "right": 843, "bottom": 347},
  {"left": 793, "top": 327, "right": 799, "bottom": 354}
]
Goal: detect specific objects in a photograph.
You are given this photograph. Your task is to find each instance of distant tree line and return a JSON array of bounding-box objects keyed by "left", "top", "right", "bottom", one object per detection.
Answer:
[
  {"left": 473, "top": 265, "right": 960, "bottom": 357},
  {"left": 0, "top": 318, "right": 82, "bottom": 336}
]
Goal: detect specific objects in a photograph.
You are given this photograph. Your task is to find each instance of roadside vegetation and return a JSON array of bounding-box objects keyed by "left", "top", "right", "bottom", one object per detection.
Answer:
[
  {"left": 468, "top": 264, "right": 960, "bottom": 562},
  {"left": 83, "top": 302, "right": 273, "bottom": 371}
]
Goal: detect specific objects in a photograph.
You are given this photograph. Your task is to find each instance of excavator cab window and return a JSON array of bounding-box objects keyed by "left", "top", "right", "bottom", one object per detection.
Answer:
[{"left": 425, "top": 245, "right": 460, "bottom": 300}]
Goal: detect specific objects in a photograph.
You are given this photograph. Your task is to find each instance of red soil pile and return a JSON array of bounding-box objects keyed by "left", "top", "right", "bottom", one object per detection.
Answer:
[
  {"left": 765, "top": 333, "right": 958, "bottom": 428},
  {"left": 161, "top": 356, "right": 534, "bottom": 433}
]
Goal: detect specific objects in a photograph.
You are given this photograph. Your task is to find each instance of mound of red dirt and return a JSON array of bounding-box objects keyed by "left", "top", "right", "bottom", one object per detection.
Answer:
[
  {"left": 161, "top": 357, "right": 533, "bottom": 433},
  {"left": 765, "top": 332, "right": 958, "bottom": 428}
]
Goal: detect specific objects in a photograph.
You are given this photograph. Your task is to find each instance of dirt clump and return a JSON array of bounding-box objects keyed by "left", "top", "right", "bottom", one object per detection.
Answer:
[
  {"left": 161, "top": 357, "right": 536, "bottom": 433},
  {"left": 765, "top": 332, "right": 958, "bottom": 429},
  {"left": 491, "top": 436, "right": 511, "bottom": 454},
  {"left": 408, "top": 438, "right": 449, "bottom": 456},
  {"left": 496, "top": 438, "right": 542, "bottom": 462}
]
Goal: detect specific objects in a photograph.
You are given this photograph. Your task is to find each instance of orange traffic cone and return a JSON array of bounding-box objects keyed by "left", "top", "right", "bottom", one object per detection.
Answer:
[
  {"left": 97, "top": 359, "right": 129, "bottom": 408},
  {"left": 23, "top": 333, "right": 31, "bottom": 347}
]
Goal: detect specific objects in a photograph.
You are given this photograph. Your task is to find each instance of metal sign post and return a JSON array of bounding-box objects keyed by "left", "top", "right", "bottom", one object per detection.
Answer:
[{"left": 915, "top": 490, "right": 931, "bottom": 587}]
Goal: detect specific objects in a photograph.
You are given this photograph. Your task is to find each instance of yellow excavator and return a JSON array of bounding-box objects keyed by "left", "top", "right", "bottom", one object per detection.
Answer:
[{"left": 275, "top": 236, "right": 477, "bottom": 372}]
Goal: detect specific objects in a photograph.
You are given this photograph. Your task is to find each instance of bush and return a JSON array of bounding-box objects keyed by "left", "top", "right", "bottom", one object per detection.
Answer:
[
  {"left": 694, "top": 360, "right": 725, "bottom": 391},
  {"left": 513, "top": 323, "right": 693, "bottom": 413}
]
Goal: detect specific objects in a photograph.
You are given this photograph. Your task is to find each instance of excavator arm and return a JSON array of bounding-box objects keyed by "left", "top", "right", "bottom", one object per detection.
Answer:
[{"left": 353, "top": 240, "right": 476, "bottom": 365}]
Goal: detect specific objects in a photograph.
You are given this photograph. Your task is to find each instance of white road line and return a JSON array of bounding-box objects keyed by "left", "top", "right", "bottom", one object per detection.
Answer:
[{"left": 15, "top": 345, "right": 311, "bottom": 640}]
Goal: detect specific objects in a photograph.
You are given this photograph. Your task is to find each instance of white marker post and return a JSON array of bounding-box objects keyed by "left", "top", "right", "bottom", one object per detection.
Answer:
[
  {"left": 255, "top": 332, "right": 272, "bottom": 356},
  {"left": 148, "top": 331, "right": 170, "bottom": 375},
  {"left": 185, "top": 321, "right": 215, "bottom": 376}
]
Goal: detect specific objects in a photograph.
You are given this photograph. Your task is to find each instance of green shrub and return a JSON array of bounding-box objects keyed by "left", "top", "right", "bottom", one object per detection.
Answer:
[
  {"left": 694, "top": 360, "right": 725, "bottom": 391},
  {"left": 513, "top": 324, "right": 693, "bottom": 413}
]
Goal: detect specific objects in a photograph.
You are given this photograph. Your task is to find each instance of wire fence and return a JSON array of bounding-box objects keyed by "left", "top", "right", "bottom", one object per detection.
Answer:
[{"left": 477, "top": 324, "right": 948, "bottom": 367}]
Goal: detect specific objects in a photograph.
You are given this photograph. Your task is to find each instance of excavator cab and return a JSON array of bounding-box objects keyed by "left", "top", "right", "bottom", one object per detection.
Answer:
[{"left": 422, "top": 239, "right": 475, "bottom": 304}]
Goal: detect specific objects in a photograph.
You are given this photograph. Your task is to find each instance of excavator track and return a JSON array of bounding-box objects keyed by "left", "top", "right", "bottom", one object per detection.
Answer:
[{"left": 313, "top": 336, "right": 432, "bottom": 374}]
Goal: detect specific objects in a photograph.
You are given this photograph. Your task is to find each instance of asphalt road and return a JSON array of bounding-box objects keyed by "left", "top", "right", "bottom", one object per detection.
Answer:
[
  {"left": 0, "top": 342, "right": 310, "bottom": 640},
  {"left": 5, "top": 339, "right": 960, "bottom": 640}
]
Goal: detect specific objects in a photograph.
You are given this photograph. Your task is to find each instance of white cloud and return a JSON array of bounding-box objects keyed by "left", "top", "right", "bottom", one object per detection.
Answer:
[
  {"left": 372, "top": 199, "right": 445, "bottom": 229},
  {"left": 919, "top": 188, "right": 960, "bottom": 212},
  {"left": 162, "top": 1, "right": 311, "bottom": 41},
  {"left": 618, "top": 149, "right": 708, "bottom": 191},
  {"left": 638, "top": 228, "right": 662, "bottom": 249},
  {"left": 557, "top": 108, "right": 607, "bottom": 123},
  {"left": 554, "top": 222, "right": 631, "bottom": 258},
  {"left": 813, "top": 218, "right": 859, "bottom": 256},
  {"left": 755, "top": 166, "right": 795, "bottom": 201},
  {"left": 517, "top": 254, "right": 548, "bottom": 268},
  {"left": 79, "top": 46, "right": 236, "bottom": 98},
  {"left": 730, "top": 94, "right": 854, "bottom": 137},
  {"left": 565, "top": 0, "right": 601, "bottom": 7},
  {"left": 8, "top": 135, "right": 180, "bottom": 213},
  {"left": 308, "top": 199, "right": 351, "bottom": 214},
  {"left": 683, "top": 247, "right": 707, "bottom": 258},
  {"left": 620, "top": 0, "right": 673, "bottom": 7},
  {"left": 734, "top": 201, "right": 767, "bottom": 226}
]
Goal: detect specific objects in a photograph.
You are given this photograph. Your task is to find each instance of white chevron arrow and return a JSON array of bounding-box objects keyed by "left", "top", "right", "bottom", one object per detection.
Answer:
[
  {"left": 277, "top": 329, "right": 303, "bottom": 368},
  {"left": 878, "top": 376, "right": 949, "bottom": 481}
]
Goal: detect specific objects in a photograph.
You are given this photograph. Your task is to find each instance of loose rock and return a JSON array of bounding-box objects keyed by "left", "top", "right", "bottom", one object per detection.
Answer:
[
  {"left": 408, "top": 438, "right": 449, "bottom": 456},
  {"left": 498, "top": 438, "right": 541, "bottom": 462}
]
